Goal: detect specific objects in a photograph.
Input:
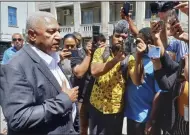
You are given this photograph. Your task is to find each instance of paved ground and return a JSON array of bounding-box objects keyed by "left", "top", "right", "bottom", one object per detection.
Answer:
[
  {"left": 0, "top": 107, "right": 7, "bottom": 133},
  {"left": 122, "top": 117, "right": 127, "bottom": 134}
]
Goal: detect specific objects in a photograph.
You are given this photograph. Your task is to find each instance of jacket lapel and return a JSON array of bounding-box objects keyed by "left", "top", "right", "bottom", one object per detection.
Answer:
[{"left": 23, "top": 44, "right": 62, "bottom": 93}]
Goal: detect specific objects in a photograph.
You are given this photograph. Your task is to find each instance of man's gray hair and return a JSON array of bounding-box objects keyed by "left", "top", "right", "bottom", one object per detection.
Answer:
[
  {"left": 113, "top": 19, "right": 129, "bottom": 34},
  {"left": 26, "top": 11, "right": 55, "bottom": 32},
  {"left": 12, "top": 33, "right": 23, "bottom": 40}
]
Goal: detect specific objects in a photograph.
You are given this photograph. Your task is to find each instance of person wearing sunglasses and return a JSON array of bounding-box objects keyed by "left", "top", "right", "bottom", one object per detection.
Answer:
[{"left": 1, "top": 33, "right": 24, "bottom": 64}]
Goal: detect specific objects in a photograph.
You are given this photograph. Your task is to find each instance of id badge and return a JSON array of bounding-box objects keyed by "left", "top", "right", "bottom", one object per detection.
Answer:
[{"left": 184, "top": 105, "right": 189, "bottom": 122}]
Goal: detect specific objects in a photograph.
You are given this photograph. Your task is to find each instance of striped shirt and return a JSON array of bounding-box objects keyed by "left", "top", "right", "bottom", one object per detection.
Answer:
[{"left": 166, "top": 37, "right": 188, "bottom": 63}]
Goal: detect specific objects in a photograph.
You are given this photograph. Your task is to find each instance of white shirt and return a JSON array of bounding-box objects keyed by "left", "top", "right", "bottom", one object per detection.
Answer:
[{"left": 30, "top": 45, "right": 76, "bottom": 121}]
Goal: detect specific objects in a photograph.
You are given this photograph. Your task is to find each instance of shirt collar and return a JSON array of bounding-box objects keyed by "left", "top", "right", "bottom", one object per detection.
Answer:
[
  {"left": 30, "top": 45, "right": 60, "bottom": 66},
  {"left": 11, "top": 46, "right": 18, "bottom": 52}
]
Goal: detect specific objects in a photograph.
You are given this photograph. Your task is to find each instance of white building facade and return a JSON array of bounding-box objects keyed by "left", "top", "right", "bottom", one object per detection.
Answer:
[
  {"left": 0, "top": 2, "right": 36, "bottom": 42},
  {"left": 37, "top": 1, "right": 188, "bottom": 45}
]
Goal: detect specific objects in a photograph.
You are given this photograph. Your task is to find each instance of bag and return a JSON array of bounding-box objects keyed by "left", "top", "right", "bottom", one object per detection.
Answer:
[{"left": 156, "top": 59, "right": 186, "bottom": 133}]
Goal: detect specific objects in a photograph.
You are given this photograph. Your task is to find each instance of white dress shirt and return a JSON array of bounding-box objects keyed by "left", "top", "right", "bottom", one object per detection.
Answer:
[{"left": 30, "top": 45, "right": 76, "bottom": 121}]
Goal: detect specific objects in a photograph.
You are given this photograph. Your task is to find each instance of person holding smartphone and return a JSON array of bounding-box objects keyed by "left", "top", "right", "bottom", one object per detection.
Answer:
[
  {"left": 154, "top": 2, "right": 189, "bottom": 63},
  {"left": 60, "top": 34, "right": 77, "bottom": 79},
  {"left": 151, "top": 17, "right": 189, "bottom": 135},
  {"left": 60, "top": 33, "right": 95, "bottom": 135},
  {"left": 120, "top": 5, "right": 169, "bottom": 135}
]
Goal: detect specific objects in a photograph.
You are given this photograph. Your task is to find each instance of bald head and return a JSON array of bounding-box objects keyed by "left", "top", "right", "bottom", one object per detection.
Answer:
[{"left": 26, "top": 11, "right": 56, "bottom": 32}]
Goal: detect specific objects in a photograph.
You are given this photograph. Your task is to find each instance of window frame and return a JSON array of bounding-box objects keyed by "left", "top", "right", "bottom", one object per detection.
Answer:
[
  {"left": 81, "top": 9, "right": 93, "bottom": 24},
  {"left": 8, "top": 6, "right": 17, "bottom": 27}
]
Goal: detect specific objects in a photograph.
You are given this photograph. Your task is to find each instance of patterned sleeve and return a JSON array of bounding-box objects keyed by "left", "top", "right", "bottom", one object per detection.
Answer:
[
  {"left": 128, "top": 55, "right": 135, "bottom": 71},
  {"left": 91, "top": 48, "right": 104, "bottom": 64}
]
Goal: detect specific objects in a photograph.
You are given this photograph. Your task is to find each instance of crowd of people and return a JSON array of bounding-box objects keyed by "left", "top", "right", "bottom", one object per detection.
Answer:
[{"left": 0, "top": 1, "right": 189, "bottom": 135}]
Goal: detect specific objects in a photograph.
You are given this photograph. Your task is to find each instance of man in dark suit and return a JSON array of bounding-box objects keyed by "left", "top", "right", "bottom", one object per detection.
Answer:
[{"left": 0, "top": 11, "right": 79, "bottom": 135}]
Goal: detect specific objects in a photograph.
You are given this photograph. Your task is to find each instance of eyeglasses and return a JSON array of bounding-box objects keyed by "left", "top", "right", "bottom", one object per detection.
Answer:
[{"left": 12, "top": 38, "right": 22, "bottom": 42}]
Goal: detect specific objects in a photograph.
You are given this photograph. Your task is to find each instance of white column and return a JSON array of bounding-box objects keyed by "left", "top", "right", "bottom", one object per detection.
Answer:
[
  {"left": 101, "top": 2, "right": 109, "bottom": 44},
  {"left": 35, "top": 2, "right": 39, "bottom": 11},
  {"left": 50, "top": 2, "right": 57, "bottom": 20},
  {"left": 73, "top": 2, "right": 81, "bottom": 32},
  {"left": 179, "top": 12, "right": 188, "bottom": 32},
  {"left": 135, "top": 2, "right": 145, "bottom": 30}
]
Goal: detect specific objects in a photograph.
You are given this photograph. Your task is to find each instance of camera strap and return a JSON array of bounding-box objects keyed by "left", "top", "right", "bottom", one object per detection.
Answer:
[
  {"left": 120, "top": 55, "right": 130, "bottom": 82},
  {"left": 102, "top": 46, "right": 111, "bottom": 63}
]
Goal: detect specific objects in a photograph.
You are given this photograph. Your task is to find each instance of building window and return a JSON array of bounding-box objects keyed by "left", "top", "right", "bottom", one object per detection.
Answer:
[
  {"left": 39, "top": 8, "right": 50, "bottom": 12},
  {"left": 145, "top": 1, "right": 160, "bottom": 19},
  {"left": 82, "top": 10, "right": 93, "bottom": 24},
  {"left": 8, "top": 6, "right": 17, "bottom": 26},
  {"left": 145, "top": 2, "right": 152, "bottom": 19},
  {"left": 109, "top": 2, "right": 123, "bottom": 22}
]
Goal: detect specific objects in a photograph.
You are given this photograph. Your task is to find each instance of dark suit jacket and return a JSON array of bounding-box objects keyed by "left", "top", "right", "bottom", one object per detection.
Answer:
[
  {"left": 0, "top": 44, "right": 79, "bottom": 135},
  {"left": 154, "top": 51, "right": 179, "bottom": 90}
]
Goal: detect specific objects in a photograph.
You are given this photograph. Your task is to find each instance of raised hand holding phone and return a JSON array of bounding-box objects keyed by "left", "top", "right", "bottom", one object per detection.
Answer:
[
  {"left": 60, "top": 48, "right": 72, "bottom": 60},
  {"left": 150, "top": 21, "right": 162, "bottom": 40},
  {"left": 70, "top": 49, "right": 79, "bottom": 58},
  {"left": 123, "top": 2, "right": 131, "bottom": 16},
  {"left": 136, "top": 38, "right": 147, "bottom": 55}
]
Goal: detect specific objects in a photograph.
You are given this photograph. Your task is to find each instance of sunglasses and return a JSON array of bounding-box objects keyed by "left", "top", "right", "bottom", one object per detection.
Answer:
[{"left": 12, "top": 38, "right": 22, "bottom": 42}]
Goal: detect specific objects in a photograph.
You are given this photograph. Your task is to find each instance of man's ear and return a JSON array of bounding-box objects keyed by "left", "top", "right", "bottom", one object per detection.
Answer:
[{"left": 28, "top": 29, "right": 36, "bottom": 42}]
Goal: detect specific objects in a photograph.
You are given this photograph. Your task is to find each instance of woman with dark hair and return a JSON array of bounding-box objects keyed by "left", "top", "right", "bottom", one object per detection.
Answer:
[
  {"left": 60, "top": 34, "right": 77, "bottom": 79},
  {"left": 60, "top": 33, "right": 94, "bottom": 135}
]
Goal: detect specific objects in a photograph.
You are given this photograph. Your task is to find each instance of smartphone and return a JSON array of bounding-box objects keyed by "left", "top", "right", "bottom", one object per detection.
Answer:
[
  {"left": 148, "top": 45, "right": 161, "bottom": 58},
  {"left": 70, "top": 50, "right": 78, "bottom": 57},
  {"left": 123, "top": 2, "right": 130, "bottom": 16},
  {"left": 92, "top": 25, "right": 100, "bottom": 50},
  {"left": 92, "top": 25, "right": 100, "bottom": 43}
]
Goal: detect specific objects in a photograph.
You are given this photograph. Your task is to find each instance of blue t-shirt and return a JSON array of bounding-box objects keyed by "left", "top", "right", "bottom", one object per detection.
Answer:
[
  {"left": 124, "top": 55, "right": 163, "bottom": 122},
  {"left": 166, "top": 37, "right": 188, "bottom": 62},
  {"left": 1, "top": 46, "right": 17, "bottom": 64}
]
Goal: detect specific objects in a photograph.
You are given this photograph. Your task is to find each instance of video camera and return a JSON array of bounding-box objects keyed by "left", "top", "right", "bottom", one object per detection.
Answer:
[{"left": 150, "top": 1, "right": 179, "bottom": 14}]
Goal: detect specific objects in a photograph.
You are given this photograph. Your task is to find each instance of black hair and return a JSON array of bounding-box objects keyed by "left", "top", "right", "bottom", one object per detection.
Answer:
[
  {"left": 98, "top": 33, "right": 106, "bottom": 43},
  {"left": 138, "top": 27, "right": 153, "bottom": 44},
  {"left": 113, "top": 19, "right": 129, "bottom": 35},
  {"left": 62, "top": 34, "right": 77, "bottom": 44}
]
